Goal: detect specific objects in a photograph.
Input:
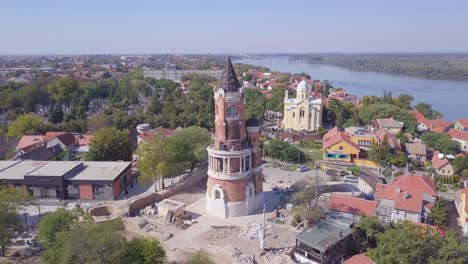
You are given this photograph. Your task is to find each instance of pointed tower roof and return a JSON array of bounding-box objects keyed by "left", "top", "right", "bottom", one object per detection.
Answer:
[{"left": 218, "top": 57, "right": 241, "bottom": 92}]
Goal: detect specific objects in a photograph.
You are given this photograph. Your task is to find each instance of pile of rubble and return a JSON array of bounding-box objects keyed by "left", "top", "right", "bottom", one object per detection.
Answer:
[
  {"left": 138, "top": 218, "right": 173, "bottom": 241},
  {"left": 230, "top": 248, "right": 253, "bottom": 264},
  {"left": 239, "top": 221, "right": 271, "bottom": 240},
  {"left": 205, "top": 225, "right": 239, "bottom": 241},
  {"left": 141, "top": 205, "right": 157, "bottom": 216}
]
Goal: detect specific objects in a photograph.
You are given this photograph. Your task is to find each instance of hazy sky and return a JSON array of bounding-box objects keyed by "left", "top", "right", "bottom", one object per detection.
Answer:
[{"left": 1, "top": 0, "right": 468, "bottom": 54}]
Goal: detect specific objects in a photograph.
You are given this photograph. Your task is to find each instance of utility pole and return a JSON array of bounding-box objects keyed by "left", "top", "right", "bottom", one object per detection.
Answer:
[{"left": 260, "top": 203, "right": 266, "bottom": 250}]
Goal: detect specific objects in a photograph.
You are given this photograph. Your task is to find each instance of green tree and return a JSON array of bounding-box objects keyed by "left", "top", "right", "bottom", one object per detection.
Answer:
[
  {"left": 87, "top": 127, "right": 132, "bottom": 161},
  {"left": 244, "top": 88, "right": 266, "bottom": 120},
  {"left": 124, "top": 238, "right": 166, "bottom": 264},
  {"left": 390, "top": 152, "right": 408, "bottom": 167},
  {"left": 0, "top": 187, "right": 26, "bottom": 256},
  {"left": 264, "top": 140, "right": 305, "bottom": 163},
  {"left": 7, "top": 113, "right": 44, "bottom": 138},
  {"left": 266, "top": 85, "right": 287, "bottom": 112},
  {"left": 453, "top": 156, "right": 468, "bottom": 176},
  {"left": 421, "top": 133, "right": 460, "bottom": 154},
  {"left": 47, "top": 76, "right": 80, "bottom": 104},
  {"left": 48, "top": 103, "right": 64, "bottom": 124},
  {"left": 87, "top": 113, "right": 113, "bottom": 133},
  {"left": 368, "top": 135, "right": 392, "bottom": 166},
  {"left": 352, "top": 215, "right": 385, "bottom": 252},
  {"left": 415, "top": 102, "right": 442, "bottom": 119},
  {"left": 429, "top": 198, "right": 448, "bottom": 227},
  {"left": 37, "top": 208, "right": 79, "bottom": 248}
]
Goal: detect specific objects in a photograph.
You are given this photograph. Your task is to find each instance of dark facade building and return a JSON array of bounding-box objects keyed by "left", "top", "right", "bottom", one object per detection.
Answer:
[{"left": 0, "top": 160, "right": 132, "bottom": 200}]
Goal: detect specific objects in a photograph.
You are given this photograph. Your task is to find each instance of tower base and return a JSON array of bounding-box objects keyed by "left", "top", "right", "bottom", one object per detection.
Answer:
[{"left": 206, "top": 191, "right": 264, "bottom": 218}]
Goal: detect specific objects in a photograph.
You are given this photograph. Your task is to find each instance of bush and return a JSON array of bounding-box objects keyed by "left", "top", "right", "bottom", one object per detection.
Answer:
[
  {"left": 349, "top": 166, "right": 361, "bottom": 176},
  {"left": 265, "top": 140, "right": 305, "bottom": 163}
]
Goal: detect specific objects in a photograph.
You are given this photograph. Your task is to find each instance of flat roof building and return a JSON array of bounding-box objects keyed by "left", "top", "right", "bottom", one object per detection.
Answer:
[{"left": 0, "top": 160, "right": 132, "bottom": 201}]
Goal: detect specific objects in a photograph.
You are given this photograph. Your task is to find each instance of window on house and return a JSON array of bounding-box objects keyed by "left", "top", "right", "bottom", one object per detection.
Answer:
[
  {"left": 215, "top": 190, "right": 221, "bottom": 199},
  {"left": 339, "top": 146, "right": 343, "bottom": 150},
  {"left": 340, "top": 155, "right": 346, "bottom": 159},
  {"left": 227, "top": 106, "right": 237, "bottom": 117},
  {"left": 327, "top": 154, "right": 334, "bottom": 158}
]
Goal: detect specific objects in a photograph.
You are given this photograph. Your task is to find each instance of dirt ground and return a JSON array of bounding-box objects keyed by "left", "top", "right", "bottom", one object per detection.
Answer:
[{"left": 122, "top": 166, "right": 305, "bottom": 263}]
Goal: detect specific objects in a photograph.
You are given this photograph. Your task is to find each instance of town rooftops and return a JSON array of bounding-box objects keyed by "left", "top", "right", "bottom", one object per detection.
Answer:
[
  {"left": 328, "top": 195, "right": 378, "bottom": 216},
  {"left": 0, "top": 161, "right": 48, "bottom": 180},
  {"left": 405, "top": 142, "right": 427, "bottom": 156},
  {"left": 16, "top": 135, "right": 44, "bottom": 151},
  {"left": 412, "top": 109, "right": 430, "bottom": 127},
  {"left": 431, "top": 151, "right": 450, "bottom": 170},
  {"left": 374, "top": 118, "right": 403, "bottom": 128},
  {"left": 375, "top": 174, "right": 437, "bottom": 213},
  {"left": 323, "top": 129, "right": 359, "bottom": 150},
  {"left": 296, "top": 213, "right": 353, "bottom": 252},
  {"left": 374, "top": 128, "right": 401, "bottom": 151},
  {"left": 429, "top": 119, "right": 452, "bottom": 133},
  {"left": 137, "top": 127, "right": 177, "bottom": 142},
  {"left": 457, "top": 118, "right": 468, "bottom": 127},
  {"left": 448, "top": 129, "right": 468, "bottom": 141}
]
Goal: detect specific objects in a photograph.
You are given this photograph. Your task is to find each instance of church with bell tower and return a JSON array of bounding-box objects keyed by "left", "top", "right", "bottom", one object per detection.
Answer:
[{"left": 206, "top": 57, "right": 264, "bottom": 218}]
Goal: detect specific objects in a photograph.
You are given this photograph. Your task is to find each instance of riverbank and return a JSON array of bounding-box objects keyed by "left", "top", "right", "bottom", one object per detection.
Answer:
[{"left": 235, "top": 57, "right": 468, "bottom": 121}]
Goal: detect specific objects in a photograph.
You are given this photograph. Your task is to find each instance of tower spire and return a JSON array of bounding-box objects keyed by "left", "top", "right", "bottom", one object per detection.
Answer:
[{"left": 218, "top": 56, "right": 241, "bottom": 92}]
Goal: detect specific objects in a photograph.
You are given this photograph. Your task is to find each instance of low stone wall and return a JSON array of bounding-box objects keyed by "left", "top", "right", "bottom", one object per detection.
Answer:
[{"left": 127, "top": 165, "right": 208, "bottom": 216}]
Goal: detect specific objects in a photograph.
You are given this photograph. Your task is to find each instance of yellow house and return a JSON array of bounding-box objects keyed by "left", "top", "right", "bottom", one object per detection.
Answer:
[
  {"left": 322, "top": 129, "right": 360, "bottom": 163},
  {"left": 455, "top": 188, "right": 468, "bottom": 236},
  {"left": 283, "top": 80, "right": 322, "bottom": 132}
]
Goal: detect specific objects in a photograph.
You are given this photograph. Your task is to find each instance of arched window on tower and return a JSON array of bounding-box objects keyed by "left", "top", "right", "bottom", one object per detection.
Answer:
[
  {"left": 227, "top": 106, "right": 237, "bottom": 117},
  {"left": 215, "top": 190, "right": 221, "bottom": 199}
]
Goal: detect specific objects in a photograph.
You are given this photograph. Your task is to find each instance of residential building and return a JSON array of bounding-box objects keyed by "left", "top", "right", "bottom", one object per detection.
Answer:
[
  {"left": 454, "top": 188, "right": 468, "bottom": 236},
  {"left": 358, "top": 170, "right": 386, "bottom": 195},
  {"left": 206, "top": 57, "right": 264, "bottom": 218},
  {"left": 328, "top": 194, "right": 378, "bottom": 223},
  {"left": 448, "top": 129, "right": 468, "bottom": 151},
  {"left": 412, "top": 109, "right": 430, "bottom": 133},
  {"left": 283, "top": 80, "right": 323, "bottom": 132},
  {"left": 15, "top": 132, "right": 94, "bottom": 160},
  {"left": 369, "top": 118, "right": 403, "bottom": 135},
  {"left": 453, "top": 119, "right": 468, "bottom": 131},
  {"left": 431, "top": 151, "right": 454, "bottom": 176},
  {"left": 137, "top": 126, "right": 177, "bottom": 145},
  {"left": 0, "top": 160, "right": 132, "bottom": 200},
  {"left": 405, "top": 142, "right": 427, "bottom": 164},
  {"left": 294, "top": 213, "right": 353, "bottom": 264},
  {"left": 322, "top": 127, "right": 399, "bottom": 166},
  {"left": 374, "top": 174, "right": 437, "bottom": 223},
  {"left": 429, "top": 119, "right": 452, "bottom": 133},
  {"left": 143, "top": 66, "right": 223, "bottom": 82}
]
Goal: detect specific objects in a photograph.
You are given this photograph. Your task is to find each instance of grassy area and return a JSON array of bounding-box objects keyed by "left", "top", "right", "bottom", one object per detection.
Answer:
[
  {"left": 281, "top": 165, "right": 299, "bottom": 171},
  {"left": 297, "top": 145, "right": 323, "bottom": 166}
]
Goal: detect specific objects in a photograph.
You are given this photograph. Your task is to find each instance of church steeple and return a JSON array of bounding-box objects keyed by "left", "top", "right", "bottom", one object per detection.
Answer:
[{"left": 218, "top": 56, "right": 241, "bottom": 92}]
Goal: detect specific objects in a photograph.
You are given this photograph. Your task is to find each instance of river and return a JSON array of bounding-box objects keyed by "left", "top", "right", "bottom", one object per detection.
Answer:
[{"left": 235, "top": 57, "right": 468, "bottom": 121}]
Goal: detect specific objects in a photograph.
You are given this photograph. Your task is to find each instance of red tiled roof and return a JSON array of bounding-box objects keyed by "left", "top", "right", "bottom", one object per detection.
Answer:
[
  {"left": 137, "top": 127, "right": 176, "bottom": 142},
  {"left": 412, "top": 109, "right": 430, "bottom": 128},
  {"left": 457, "top": 118, "right": 468, "bottom": 127},
  {"left": 374, "top": 129, "right": 401, "bottom": 151},
  {"left": 323, "top": 126, "right": 340, "bottom": 142},
  {"left": 431, "top": 151, "right": 450, "bottom": 170},
  {"left": 391, "top": 174, "right": 437, "bottom": 196},
  {"left": 375, "top": 174, "right": 437, "bottom": 214},
  {"left": 343, "top": 253, "right": 374, "bottom": 264},
  {"left": 448, "top": 129, "right": 468, "bottom": 141},
  {"left": 16, "top": 135, "right": 44, "bottom": 151},
  {"left": 429, "top": 119, "right": 452, "bottom": 133},
  {"left": 322, "top": 131, "right": 359, "bottom": 151},
  {"left": 328, "top": 195, "right": 377, "bottom": 216}
]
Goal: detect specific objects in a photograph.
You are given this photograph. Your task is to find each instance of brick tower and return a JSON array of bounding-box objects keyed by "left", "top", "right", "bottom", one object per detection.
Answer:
[{"left": 206, "top": 57, "right": 264, "bottom": 218}]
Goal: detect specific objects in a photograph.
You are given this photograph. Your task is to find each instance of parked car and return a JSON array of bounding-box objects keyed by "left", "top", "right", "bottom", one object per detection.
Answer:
[
  {"left": 297, "top": 166, "right": 310, "bottom": 172},
  {"left": 326, "top": 169, "right": 337, "bottom": 176},
  {"left": 284, "top": 138, "right": 294, "bottom": 142},
  {"left": 338, "top": 170, "right": 348, "bottom": 176},
  {"left": 344, "top": 175, "right": 358, "bottom": 183}
]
